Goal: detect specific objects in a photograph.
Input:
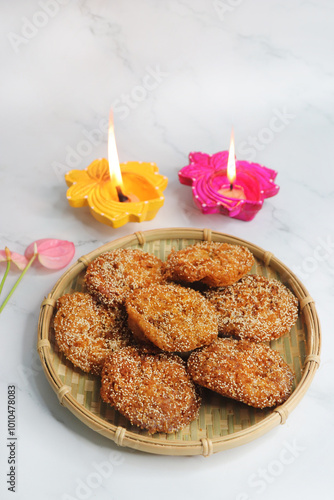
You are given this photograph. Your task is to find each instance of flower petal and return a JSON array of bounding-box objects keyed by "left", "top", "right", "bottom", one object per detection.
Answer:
[
  {"left": 0, "top": 249, "right": 28, "bottom": 270},
  {"left": 65, "top": 169, "right": 91, "bottom": 185},
  {"left": 66, "top": 180, "right": 97, "bottom": 207},
  {"left": 25, "top": 239, "right": 75, "bottom": 269},
  {"left": 65, "top": 160, "right": 110, "bottom": 208},
  {"left": 188, "top": 152, "right": 211, "bottom": 166},
  {"left": 87, "top": 158, "right": 110, "bottom": 181},
  {"left": 11, "top": 252, "right": 29, "bottom": 270}
]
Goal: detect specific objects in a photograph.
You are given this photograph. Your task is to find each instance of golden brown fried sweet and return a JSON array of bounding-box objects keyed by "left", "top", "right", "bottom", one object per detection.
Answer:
[
  {"left": 164, "top": 241, "right": 254, "bottom": 287},
  {"left": 126, "top": 283, "right": 218, "bottom": 352},
  {"left": 187, "top": 338, "right": 294, "bottom": 409},
  {"left": 100, "top": 346, "right": 201, "bottom": 434},
  {"left": 54, "top": 292, "right": 132, "bottom": 375},
  {"left": 205, "top": 275, "right": 298, "bottom": 342},
  {"left": 84, "top": 248, "right": 165, "bottom": 308}
]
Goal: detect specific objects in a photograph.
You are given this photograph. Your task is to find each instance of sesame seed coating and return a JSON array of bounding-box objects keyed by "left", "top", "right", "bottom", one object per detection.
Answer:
[
  {"left": 84, "top": 248, "right": 166, "bottom": 308},
  {"left": 187, "top": 338, "right": 294, "bottom": 409},
  {"left": 164, "top": 242, "right": 254, "bottom": 287},
  {"left": 205, "top": 275, "right": 299, "bottom": 342},
  {"left": 53, "top": 242, "right": 299, "bottom": 432},
  {"left": 54, "top": 292, "right": 133, "bottom": 375},
  {"left": 101, "top": 346, "right": 201, "bottom": 434},
  {"left": 126, "top": 283, "right": 218, "bottom": 352}
]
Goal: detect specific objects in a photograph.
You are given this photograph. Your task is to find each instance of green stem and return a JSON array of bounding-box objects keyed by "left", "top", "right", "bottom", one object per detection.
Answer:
[
  {"left": 0, "top": 260, "right": 11, "bottom": 296},
  {"left": 0, "top": 253, "right": 37, "bottom": 314}
]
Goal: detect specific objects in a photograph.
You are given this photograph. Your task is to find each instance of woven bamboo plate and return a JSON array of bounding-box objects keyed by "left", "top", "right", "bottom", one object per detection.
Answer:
[{"left": 38, "top": 228, "right": 321, "bottom": 456}]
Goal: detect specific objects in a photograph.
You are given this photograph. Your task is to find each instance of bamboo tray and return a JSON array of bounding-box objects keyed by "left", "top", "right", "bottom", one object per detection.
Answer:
[{"left": 37, "top": 228, "right": 321, "bottom": 456}]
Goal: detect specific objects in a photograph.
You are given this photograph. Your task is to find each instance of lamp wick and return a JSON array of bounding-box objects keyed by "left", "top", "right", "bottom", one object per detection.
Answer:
[{"left": 116, "top": 185, "right": 130, "bottom": 203}]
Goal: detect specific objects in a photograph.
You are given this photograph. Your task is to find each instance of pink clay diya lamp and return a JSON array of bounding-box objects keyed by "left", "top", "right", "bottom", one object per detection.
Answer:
[{"left": 179, "top": 129, "right": 279, "bottom": 221}]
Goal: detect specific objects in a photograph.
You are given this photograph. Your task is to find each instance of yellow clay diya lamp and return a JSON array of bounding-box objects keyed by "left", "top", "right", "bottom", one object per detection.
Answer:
[{"left": 65, "top": 111, "right": 168, "bottom": 228}]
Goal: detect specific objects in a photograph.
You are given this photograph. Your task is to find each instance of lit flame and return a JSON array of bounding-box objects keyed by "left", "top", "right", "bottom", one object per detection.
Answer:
[
  {"left": 108, "top": 109, "right": 123, "bottom": 188},
  {"left": 227, "top": 128, "right": 236, "bottom": 186}
]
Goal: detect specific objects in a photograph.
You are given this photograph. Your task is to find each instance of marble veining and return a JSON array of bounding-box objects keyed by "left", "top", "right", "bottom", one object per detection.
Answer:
[{"left": 0, "top": 1, "right": 333, "bottom": 499}]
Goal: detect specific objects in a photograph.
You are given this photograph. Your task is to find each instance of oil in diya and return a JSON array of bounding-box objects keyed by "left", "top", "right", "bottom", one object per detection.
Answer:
[
  {"left": 65, "top": 111, "right": 168, "bottom": 228},
  {"left": 178, "top": 129, "right": 279, "bottom": 221}
]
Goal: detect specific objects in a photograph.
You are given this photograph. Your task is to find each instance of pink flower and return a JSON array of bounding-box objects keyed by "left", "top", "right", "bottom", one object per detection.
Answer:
[
  {"left": 25, "top": 239, "right": 75, "bottom": 269},
  {"left": 0, "top": 247, "right": 28, "bottom": 271},
  {"left": 0, "top": 239, "right": 75, "bottom": 314}
]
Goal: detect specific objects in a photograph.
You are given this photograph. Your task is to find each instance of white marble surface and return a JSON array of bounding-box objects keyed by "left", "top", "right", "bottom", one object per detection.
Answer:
[{"left": 0, "top": 0, "right": 333, "bottom": 498}]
